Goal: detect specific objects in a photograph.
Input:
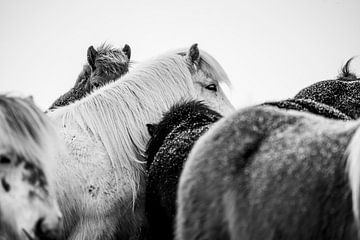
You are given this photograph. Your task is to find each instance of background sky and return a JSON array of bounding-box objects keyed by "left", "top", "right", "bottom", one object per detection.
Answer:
[{"left": 0, "top": 0, "right": 359, "bottom": 110}]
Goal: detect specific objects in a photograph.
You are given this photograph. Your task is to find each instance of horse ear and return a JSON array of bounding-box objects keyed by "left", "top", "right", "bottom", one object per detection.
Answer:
[
  {"left": 123, "top": 44, "right": 131, "bottom": 60},
  {"left": 87, "top": 46, "right": 98, "bottom": 70},
  {"left": 146, "top": 124, "right": 157, "bottom": 138},
  {"left": 25, "top": 95, "right": 34, "bottom": 103},
  {"left": 187, "top": 43, "right": 200, "bottom": 65}
]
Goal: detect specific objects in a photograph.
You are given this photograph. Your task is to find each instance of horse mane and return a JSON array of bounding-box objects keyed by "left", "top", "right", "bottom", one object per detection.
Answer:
[
  {"left": 337, "top": 57, "right": 358, "bottom": 81},
  {"left": 49, "top": 43, "right": 131, "bottom": 110},
  {"left": 0, "top": 95, "right": 61, "bottom": 174},
  {"left": 49, "top": 51, "right": 204, "bottom": 200},
  {"left": 145, "top": 100, "right": 222, "bottom": 169},
  {"left": 171, "top": 48, "right": 232, "bottom": 88},
  {"left": 74, "top": 43, "right": 130, "bottom": 86},
  {"left": 93, "top": 43, "right": 131, "bottom": 76}
]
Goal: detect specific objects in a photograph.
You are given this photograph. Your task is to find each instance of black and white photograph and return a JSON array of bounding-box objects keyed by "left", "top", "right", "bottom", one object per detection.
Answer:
[{"left": 1, "top": 0, "right": 360, "bottom": 239}]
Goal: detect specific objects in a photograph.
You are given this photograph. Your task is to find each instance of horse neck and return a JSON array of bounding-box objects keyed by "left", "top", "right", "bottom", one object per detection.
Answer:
[{"left": 49, "top": 57, "right": 195, "bottom": 200}]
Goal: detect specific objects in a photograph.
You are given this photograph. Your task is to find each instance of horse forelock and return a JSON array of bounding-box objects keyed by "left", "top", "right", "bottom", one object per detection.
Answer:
[
  {"left": 198, "top": 50, "right": 232, "bottom": 88},
  {"left": 95, "top": 43, "right": 130, "bottom": 75},
  {"left": 0, "top": 95, "right": 60, "bottom": 174},
  {"left": 172, "top": 47, "right": 232, "bottom": 88},
  {"left": 50, "top": 50, "right": 197, "bottom": 202}
]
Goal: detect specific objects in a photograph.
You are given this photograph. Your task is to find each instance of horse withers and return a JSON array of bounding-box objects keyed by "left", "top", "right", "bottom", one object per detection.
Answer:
[
  {"left": 0, "top": 95, "right": 63, "bottom": 240},
  {"left": 48, "top": 43, "right": 131, "bottom": 110}
]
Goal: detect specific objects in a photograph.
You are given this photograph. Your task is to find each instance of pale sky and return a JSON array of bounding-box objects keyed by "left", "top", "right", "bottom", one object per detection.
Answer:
[{"left": 0, "top": 0, "right": 359, "bottom": 110}]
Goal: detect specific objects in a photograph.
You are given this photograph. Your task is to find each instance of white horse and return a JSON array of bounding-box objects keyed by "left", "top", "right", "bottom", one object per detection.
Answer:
[
  {"left": 48, "top": 44, "right": 235, "bottom": 240},
  {"left": 0, "top": 95, "right": 62, "bottom": 240}
]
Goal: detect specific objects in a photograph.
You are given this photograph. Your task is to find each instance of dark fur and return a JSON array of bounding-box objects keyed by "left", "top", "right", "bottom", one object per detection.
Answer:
[
  {"left": 264, "top": 57, "right": 360, "bottom": 120},
  {"left": 177, "top": 106, "right": 358, "bottom": 240},
  {"left": 264, "top": 98, "right": 351, "bottom": 120},
  {"left": 48, "top": 43, "right": 131, "bottom": 110},
  {"left": 145, "top": 100, "right": 222, "bottom": 240},
  {"left": 292, "top": 57, "right": 360, "bottom": 119}
]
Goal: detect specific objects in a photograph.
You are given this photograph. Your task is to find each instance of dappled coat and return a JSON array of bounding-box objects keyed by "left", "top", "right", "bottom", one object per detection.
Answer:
[
  {"left": 145, "top": 100, "right": 222, "bottom": 240},
  {"left": 265, "top": 58, "right": 360, "bottom": 120}
]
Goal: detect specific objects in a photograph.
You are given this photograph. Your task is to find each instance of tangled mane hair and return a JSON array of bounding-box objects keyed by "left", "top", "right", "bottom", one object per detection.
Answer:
[
  {"left": 145, "top": 100, "right": 222, "bottom": 169},
  {"left": 90, "top": 43, "right": 131, "bottom": 76},
  {"left": 50, "top": 46, "right": 231, "bottom": 202},
  {"left": 49, "top": 43, "right": 131, "bottom": 110},
  {"left": 50, "top": 51, "right": 197, "bottom": 200},
  {"left": 75, "top": 43, "right": 131, "bottom": 87},
  {"left": 0, "top": 95, "right": 61, "bottom": 174},
  {"left": 337, "top": 57, "right": 358, "bottom": 81}
]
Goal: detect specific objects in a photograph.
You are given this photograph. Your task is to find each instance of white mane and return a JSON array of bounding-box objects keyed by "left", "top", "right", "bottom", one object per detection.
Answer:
[
  {"left": 0, "top": 95, "right": 61, "bottom": 179},
  {"left": 171, "top": 47, "right": 232, "bottom": 88},
  {"left": 49, "top": 51, "right": 201, "bottom": 199}
]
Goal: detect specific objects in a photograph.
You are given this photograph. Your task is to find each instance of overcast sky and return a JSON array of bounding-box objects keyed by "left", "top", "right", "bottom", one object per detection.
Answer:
[{"left": 0, "top": 0, "right": 359, "bottom": 110}]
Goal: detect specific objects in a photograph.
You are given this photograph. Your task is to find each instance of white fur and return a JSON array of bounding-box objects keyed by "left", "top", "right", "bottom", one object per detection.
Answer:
[
  {"left": 0, "top": 95, "right": 63, "bottom": 240},
  {"left": 48, "top": 46, "right": 234, "bottom": 239}
]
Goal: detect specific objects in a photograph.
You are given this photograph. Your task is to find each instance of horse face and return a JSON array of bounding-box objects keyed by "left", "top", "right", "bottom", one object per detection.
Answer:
[
  {"left": 186, "top": 44, "right": 235, "bottom": 116},
  {"left": 0, "top": 153, "right": 62, "bottom": 240},
  {"left": 86, "top": 44, "right": 131, "bottom": 93},
  {"left": 191, "top": 70, "right": 234, "bottom": 116}
]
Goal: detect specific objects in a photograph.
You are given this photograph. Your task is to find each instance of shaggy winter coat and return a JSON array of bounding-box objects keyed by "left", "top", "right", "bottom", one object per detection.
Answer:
[
  {"left": 48, "top": 43, "right": 130, "bottom": 109},
  {"left": 145, "top": 100, "right": 222, "bottom": 240},
  {"left": 177, "top": 106, "right": 358, "bottom": 240},
  {"left": 265, "top": 58, "right": 360, "bottom": 120}
]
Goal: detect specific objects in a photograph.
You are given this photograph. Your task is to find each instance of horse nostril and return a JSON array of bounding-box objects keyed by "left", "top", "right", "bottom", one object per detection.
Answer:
[
  {"left": 35, "top": 217, "right": 46, "bottom": 236},
  {"left": 34, "top": 216, "right": 60, "bottom": 240}
]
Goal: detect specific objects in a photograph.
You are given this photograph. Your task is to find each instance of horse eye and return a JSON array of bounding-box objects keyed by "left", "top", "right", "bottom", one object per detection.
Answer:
[
  {"left": 205, "top": 84, "right": 217, "bottom": 92},
  {"left": 0, "top": 155, "right": 11, "bottom": 164},
  {"left": 1, "top": 178, "right": 10, "bottom": 192}
]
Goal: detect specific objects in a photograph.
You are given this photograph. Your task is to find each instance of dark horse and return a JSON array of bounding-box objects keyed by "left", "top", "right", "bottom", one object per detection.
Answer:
[
  {"left": 145, "top": 100, "right": 222, "bottom": 240},
  {"left": 176, "top": 105, "right": 360, "bottom": 240},
  {"left": 48, "top": 43, "right": 131, "bottom": 110},
  {"left": 265, "top": 57, "right": 360, "bottom": 120}
]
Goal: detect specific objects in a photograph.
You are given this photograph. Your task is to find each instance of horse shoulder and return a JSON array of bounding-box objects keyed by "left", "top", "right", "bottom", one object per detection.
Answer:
[{"left": 53, "top": 122, "right": 135, "bottom": 233}]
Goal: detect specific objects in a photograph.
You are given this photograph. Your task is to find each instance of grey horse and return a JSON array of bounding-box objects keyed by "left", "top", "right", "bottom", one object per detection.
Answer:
[{"left": 177, "top": 105, "right": 360, "bottom": 240}]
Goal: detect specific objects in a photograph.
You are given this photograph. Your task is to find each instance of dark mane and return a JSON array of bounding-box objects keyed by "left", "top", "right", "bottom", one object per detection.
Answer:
[
  {"left": 145, "top": 100, "right": 222, "bottom": 168},
  {"left": 94, "top": 43, "right": 130, "bottom": 76},
  {"left": 337, "top": 57, "right": 358, "bottom": 81},
  {"left": 48, "top": 43, "right": 131, "bottom": 110}
]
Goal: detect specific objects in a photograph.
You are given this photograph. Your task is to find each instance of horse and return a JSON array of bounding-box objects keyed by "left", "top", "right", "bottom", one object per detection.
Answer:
[
  {"left": 48, "top": 43, "right": 131, "bottom": 110},
  {"left": 176, "top": 105, "right": 360, "bottom": 240},
  {"left": 265, "top": 57, "right": 360, "bottom": 120},
  {"left": 144, "top": 100, "right": 222, "bottom": 240},
  {"left": 0, "top": 95, "right": 63, "bottom": 240},
  {"left": 47, "top": 43, "right": 234, "bottom": 240}
]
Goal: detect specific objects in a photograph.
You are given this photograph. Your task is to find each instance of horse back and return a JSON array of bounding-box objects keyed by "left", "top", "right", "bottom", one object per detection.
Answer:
[{"left": 177, "top": 106, "right": 359, "bottom": 240}]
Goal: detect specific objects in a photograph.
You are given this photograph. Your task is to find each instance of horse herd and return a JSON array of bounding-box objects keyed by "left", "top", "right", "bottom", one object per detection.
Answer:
[{"left": 1, "top": 43, "right": 360, "bottom": 240}]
